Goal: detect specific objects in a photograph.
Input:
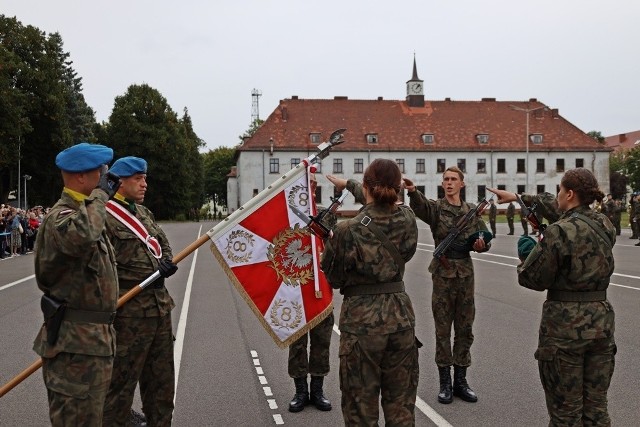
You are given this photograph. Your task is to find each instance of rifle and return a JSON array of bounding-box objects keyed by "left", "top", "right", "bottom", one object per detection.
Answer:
[
  {"left": 433, "top": 198, "right": 491, "bottom": 268},
  {"left": 515, "top": 194, "right": 547, "bottom": 235},
  {"left": 290, "top": 189, "right": 349, "bottom": 239}
]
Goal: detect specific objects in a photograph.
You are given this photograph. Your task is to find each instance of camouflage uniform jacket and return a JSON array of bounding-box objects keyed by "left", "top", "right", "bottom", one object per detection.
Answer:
[
  {"left": 106, "top": 203, "right": 175, "bottom": 318},
  {"left": 489, "top": 204, "right": 497, "bottom": 221},
  {"left": 506, "top": 203, "right": 515, "bottom": 220},
  {"left": 321, "top": 203, "right": 418, "bottom": 335},
  {"left": 521, "top": 192, "right": 561, "bottom": 224},
  {"left": 518, "top": 202, "right": 615, "bottom": 340},
  {"left": 408, "top": 191, "right": 488, "bottom": 279},
  {"left": 33, "top": 190, "right": 118, "bottom": 358}
]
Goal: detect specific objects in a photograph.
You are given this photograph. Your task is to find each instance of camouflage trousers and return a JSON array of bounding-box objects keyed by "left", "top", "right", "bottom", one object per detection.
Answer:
[
  {"left": 507, "top": 218, "right": 515, "bottom": 234},
  {"left": 103, "top": 314, "right": 175, "bottom": 427},
  {"left": 489, "top": 219, "right": 497, "bottom": 236},
  {"left": 535, "top": 335, "right": 616, "bottom": 427},
  {"left": 42, "top": 352, "right": 113, "bottom": 427},
  {"left": 432, "top": 274, "right": 475, "bottom": 367},
  {"left": 339, "top": 329, "right": 419, "bottom": 427},
  {"left": 288, "top": 311, "right": 334, "bottom": 378}
]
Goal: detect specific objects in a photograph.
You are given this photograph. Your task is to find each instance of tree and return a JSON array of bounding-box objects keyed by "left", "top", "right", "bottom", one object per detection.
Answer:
[
  {"left": 587, "top": 130, "right": 605, "bottom": 144},
  {"left": 624, "top": 147, "right": 640, "bottom": 192},
  {"left": 238, "top": 118, "right": 264, "bottom": 142},
  {"left": 179, "top": 107, "right": 205, "bottom": 217},
  {"left": 104, "top": 84, "right": 200, "bottom": 220},
  {"left": 203, "top": 147, "right": 235, "bottom": 210}
]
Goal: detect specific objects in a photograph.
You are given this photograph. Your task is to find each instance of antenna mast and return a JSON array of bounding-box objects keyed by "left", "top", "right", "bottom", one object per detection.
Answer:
[{"left": 251, "top": 88, "right": 262, "bottom": 122}]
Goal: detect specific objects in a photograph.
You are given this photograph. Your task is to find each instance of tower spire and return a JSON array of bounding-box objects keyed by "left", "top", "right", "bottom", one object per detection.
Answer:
[{"left": 412, "top": 53, "right": 420, "bottom": 81}]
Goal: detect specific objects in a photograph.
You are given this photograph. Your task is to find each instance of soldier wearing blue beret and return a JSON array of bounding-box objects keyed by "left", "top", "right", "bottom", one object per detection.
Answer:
[
  {"left": 34, "top": 142, "right": 121, "bottom": 425},
  {"left": 103, "top": 156, "right": 178, "bottom": 426}
]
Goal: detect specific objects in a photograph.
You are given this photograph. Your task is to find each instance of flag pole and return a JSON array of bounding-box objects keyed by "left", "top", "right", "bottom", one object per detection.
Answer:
[{"left": 0, "top": 128, "right": 346, "bottom": 398}]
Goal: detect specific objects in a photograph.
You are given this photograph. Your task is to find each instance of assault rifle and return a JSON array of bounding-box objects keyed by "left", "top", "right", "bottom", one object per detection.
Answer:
[
  {"left": 433, "top": 198, "right": 492, "bottom": 268},
  {"left": 515, "top": 194, "right": 547, "bottom": 235},
  {"left": 289, "top": 189, "right": 349, "bottom": 239}
]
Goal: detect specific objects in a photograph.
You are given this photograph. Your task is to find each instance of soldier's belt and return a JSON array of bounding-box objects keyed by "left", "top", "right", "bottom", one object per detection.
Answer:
[
  {"left": 341, "top": 281, "right": 404, "bottom": 297},
  {"left": 64, "top": 308, "right": 116, "bottom": 324},
  {"left": 444, "top": 250, "right": 470, "bottom": 260},
  {"left": 119, "top": 278, "right": 164, "bottom": 290},
  {"left": 546, "top": 290, "right": 607, "bottom": 302}
]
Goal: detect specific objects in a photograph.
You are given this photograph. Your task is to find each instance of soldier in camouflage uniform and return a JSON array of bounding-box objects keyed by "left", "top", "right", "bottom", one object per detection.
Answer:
[
  {"left": 506, "top": 202, "right": 515, "bottom": 235},
  {"left": 103, "top": 157, "right": 178, "bottom": 427},
  {"left": 490, "top": 168, "right": 616, "bottom": 426},
  {"left": 633, "top": 194, "right": 640, "bottom": 246},
  {"left": 488, "top": 199, "right": 497, "bottom": 236},
  {"left": 629, "top": 193, "right": 638, "bottom": 239},
  {"left": 33, "top": 143, "right": 120, "bottom": 426},
  {"left": 405, "top": 166, "right": 490, "bottom": 405},
  {"left": 288, "top": 173, "right": 335, "bottom": 413},
  {"left": 323, "top": 159, "right": 420, "bottom": 426}
]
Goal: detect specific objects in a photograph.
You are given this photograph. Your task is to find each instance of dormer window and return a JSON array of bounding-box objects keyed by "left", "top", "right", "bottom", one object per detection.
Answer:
[
  {"left": 366, "top": 134, "right": 378, "bottom": 144},
  {"left": 310, "top": 133, "right": 321, "bottom": 144},
  {"left": 476, "top": 134, "right": 489, "bottom": 144},
  {"left": 530, "top": 134, "right": 543, "bottom": 144},
  {"left": 422, "top": 134, "right": 434, "bottom": 144}
]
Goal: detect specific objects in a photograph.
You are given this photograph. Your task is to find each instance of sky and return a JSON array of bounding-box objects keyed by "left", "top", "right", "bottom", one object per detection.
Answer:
[{"left": 3, "top": 1, "right": 639, "bottom": 151}]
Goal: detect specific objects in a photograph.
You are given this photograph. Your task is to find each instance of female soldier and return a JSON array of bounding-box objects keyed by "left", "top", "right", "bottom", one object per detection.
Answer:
[
  {"left": 489, "top": 168, "right": 616, "bottom": 426},
  {"left": 321, "top": 159, "right": 420, "bottom": 426}
]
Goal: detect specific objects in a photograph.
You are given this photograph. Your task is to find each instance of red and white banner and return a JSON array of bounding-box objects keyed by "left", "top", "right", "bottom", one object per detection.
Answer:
[{"left": 207, "top": 165, "right": 333, "bottom": 348}]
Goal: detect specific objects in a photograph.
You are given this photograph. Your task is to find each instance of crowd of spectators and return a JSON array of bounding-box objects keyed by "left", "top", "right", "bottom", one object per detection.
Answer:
[{"left": 0, "top": 204, "right": 47, "bottom": 259}]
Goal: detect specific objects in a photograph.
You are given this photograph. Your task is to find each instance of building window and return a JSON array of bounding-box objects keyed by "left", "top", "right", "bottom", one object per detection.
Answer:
[
  {"left": 417, "top": 185, "right": 425, "bottom": 195},
  {"left": 556, "top": 158, "right": 565, "bottom": 172},
  {"left": 315, "top": 186, "right": 322, "bottom": 204},
  {"left": 422, "top": 134, "right": 434, "bottom": 144},
  {"left": 310, "top": 133, "right": 321, "bottom": 144},
  {"left": 537, "top": 185, "right": 545, "bottom": 194},
  {"left": 517, "top": 159, "right": 525, "bottom": 173},
  {"left": 291, "top": 158, "right": 300, "bottom": 169},
  {"left": 576, "top": 158, "right": 584, "bottom": 168},
  {"left": 457, "top": 159, "right": 466, "bottom": 173},
  {"left": 437, "top": 159, "right": 446, "bottom": 173},
  {"left": 536, "top": 159, "right": 545, "bottom": 173},
  {"left": 478, "top": 185, "right": 486, "bottom": 201},
  {"left": 333, "top": 159, "right": 343, "bottom": 174},
  {"left": 437, "top": 186, "right": 444, "bottom": 199},
  {"left": 517, "top": 185, "right": 525, "bottom": 194},
  {"left": 354, "top": 158, "right": 364, "bottom": 174},
  {"left": 253, "top": 189, "right": 259, "bottom": 197},
  {"left": 497, "top": 185, "right": 506, "bottom": 191},
  {"left": 315, "top": 162, "right": 322, "bottom": 173},
  {"left": 497, "top": 159, "right": 506, "bottom": 173},
  {"left": 530, "top": 134, "right": 543, "bottom": 144},
  {"left": 476, "top": 134, "right": 489, "bottom": 144},
  {"left": 366, "top": 134, "right": 378, "bottom": 144},
  {"left": 269, "top": 158, "right": 279, "bottom": 174},
  {"left": 416, "top": 159, "right": 426, "bottom": 173},
  {"left": 477, "top": 159, "right": 486, "bottom": 174},
  {"left": 396, "top": 159, "right": 405, "bottom": 173}
]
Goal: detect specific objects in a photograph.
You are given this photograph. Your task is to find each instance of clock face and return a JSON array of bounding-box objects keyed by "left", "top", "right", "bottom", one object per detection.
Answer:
[{"left": 408, "top": 82, "right": 422, "bottom": 94}]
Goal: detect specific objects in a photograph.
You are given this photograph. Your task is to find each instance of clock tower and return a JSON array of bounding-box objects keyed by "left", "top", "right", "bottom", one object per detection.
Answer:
[{"left": 406, "top": 56, "right": 425, "bottom": 107}]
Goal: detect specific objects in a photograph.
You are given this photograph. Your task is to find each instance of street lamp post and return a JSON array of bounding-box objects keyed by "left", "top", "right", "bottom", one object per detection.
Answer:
[
  {"left": 509, "top": 105, "right": 547, "bottom": 194},
  {"left": 23, "top": 175, "right": 32, "bottom": 210},
  {"left": 17, "top": 136, "right": 21, "bottom": 209}
]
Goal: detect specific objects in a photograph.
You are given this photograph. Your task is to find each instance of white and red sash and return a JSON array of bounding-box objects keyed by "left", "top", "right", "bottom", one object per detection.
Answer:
[{"left": 106, "top": 200, "right": 162, "bottom": 259}]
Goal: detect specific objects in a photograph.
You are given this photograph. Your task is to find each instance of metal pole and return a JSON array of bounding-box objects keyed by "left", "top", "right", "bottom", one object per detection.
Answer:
[
  {"left": 525, "top": 111, "right": 529, "bottom": 194},
  {"left": 17, "top": 137, "right": 21, "bottom": 210}
]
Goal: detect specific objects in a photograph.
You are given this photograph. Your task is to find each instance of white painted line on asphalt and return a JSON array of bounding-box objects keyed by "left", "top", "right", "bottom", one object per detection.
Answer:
[
  {"left": 251, "top": 350, "right": 258, "bottom": 357},
  {"left": 250, "top": 351, "right": 283, "bottom": 423},
  {"left": 253, "top": 358, "right": 261, "bottom": 366},
  {"left": 173, "top": 225, "right": 202, "bottom": 402},
  {"left": 259, "top": 375, "right": 268, "bottom": 385},
  {"left": 267, "top": 399, "right": 278, "bottom": 409},
  {"left": 273, "top": 414, "right": 284, "bottom": 424},
  {"left": 263, "top": 386, "right": 273, "bottom": 396},
  {"left": 332, "top": 326, "right": 452, "bottom": 426},
  {"left": 256, "top": 367, "right": 264, "bottom": 375},
  {"left": 0, "top": 274, "right": 35, "bottom": 291}
]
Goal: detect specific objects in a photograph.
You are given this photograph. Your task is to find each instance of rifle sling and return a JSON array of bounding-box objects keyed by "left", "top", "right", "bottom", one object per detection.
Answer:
[
  {"left": 356, "top": 213, "right": 405, "bottom": 278},
  {"left": 571, "top": 212, "right": 613, "bottom": 249}
]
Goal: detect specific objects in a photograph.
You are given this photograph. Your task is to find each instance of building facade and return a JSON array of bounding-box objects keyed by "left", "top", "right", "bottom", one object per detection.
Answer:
[{"left": 228, "top": 61, "right": 611, "bottom": 213}]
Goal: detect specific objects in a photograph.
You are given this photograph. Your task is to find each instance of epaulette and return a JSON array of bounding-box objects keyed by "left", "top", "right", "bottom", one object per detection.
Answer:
[{"left": 58, "top": 209, "right": 75, "bottom": 216}]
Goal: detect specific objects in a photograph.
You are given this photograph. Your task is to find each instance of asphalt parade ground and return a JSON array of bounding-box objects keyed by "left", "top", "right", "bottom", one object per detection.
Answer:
[{"left": 1, "top": 220, "right": 638, "bottom": 426}]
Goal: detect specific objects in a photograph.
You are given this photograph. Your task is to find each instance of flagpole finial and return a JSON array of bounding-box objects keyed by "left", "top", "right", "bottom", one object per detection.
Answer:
[{"left": 311, "top": 128, "right": 346, "bottom": 164}]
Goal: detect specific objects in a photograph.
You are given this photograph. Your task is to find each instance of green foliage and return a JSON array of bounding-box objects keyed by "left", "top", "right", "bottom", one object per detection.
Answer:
[
  {"left": 238, "top": 118, "right": 264, "bottom": 142},
  {"left": 625, "top": 147, "right": 640, "bottom": 192},
  {"left": 609, "top": 171, "right": 627, "bottom": 200},
  {"left": 203, "top": 147, "right": 235, "bottom": 209},
  {"left": 587, "top": 130, "right": 605, "bottom": 144},
  {"left": 103, "top": 84, "right": 204, "bottom": 220}
]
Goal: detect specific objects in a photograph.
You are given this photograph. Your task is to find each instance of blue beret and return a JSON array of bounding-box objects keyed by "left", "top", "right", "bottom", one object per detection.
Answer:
[
  {"left": 518, "top": 235, "right": 537, "bottom": 261},
  {"left": 55, "top": 143, "right": 113, "bottom": 172},
  {"left": 109, "top": 156, "right": 147, "bottom": 177}
]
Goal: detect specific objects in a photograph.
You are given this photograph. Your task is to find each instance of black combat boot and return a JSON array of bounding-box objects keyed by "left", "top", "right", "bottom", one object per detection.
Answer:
[
  {"left": 437, "top": 366, "right": 453, "bottom": 404},
  {"left": 309, "top": 376, "right": 332, "bottom": 411},
  {"left": 129, "top": 408, "right": 148, "bottom": 426},
  {"left": 453, "top": 365, "right": 478, "bottom": 402},
  {"left": 288, "top": 377, "right": 309, "bottom": 413}
]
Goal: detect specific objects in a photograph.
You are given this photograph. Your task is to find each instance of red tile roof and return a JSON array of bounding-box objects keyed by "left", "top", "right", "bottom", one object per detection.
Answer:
[
  {"left": 604, "top": 130, "right": 640, "bottom": 152},
  {"left": 239, "top": 97, "right": 610, "bottom": 154}
]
